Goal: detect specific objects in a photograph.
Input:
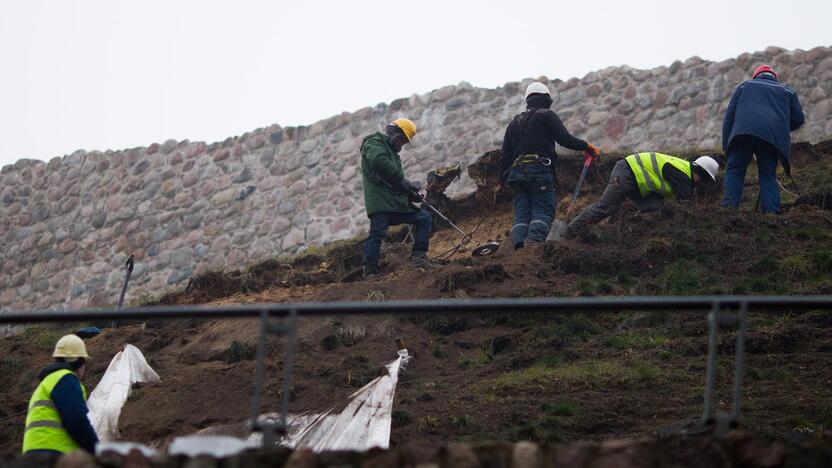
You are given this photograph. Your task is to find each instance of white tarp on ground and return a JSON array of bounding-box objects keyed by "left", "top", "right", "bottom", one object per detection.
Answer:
[
  {"left": 167, "top": 349, "right": 411, "bottom": 457},
  {"left": 88, "top": 344, "right": 161, "bottom": 441},
  {"left": 278, "top": 348, "right": 411, "bottom": 451}
]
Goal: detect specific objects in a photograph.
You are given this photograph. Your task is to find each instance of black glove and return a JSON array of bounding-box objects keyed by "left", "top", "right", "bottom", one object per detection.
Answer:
[{"left": 399, "top": 178, "right": 420, "bottom": 192}]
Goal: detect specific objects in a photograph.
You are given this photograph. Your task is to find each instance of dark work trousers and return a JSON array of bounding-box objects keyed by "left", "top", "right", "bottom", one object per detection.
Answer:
[
  {"left": 508, "top": 162, "right": 556, "bottom": 247},
  {"left": 722, "top": 135, "right": 782, "bottom": 214},
  {"left": 567, "top": 159, "right": 662, "bottom": 236},
  {"left": 362, "top": 209, "right": 432, "bottom": 268}
]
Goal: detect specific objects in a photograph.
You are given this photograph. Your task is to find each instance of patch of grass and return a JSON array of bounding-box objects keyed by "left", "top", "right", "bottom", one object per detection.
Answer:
[
  {"left": 643, "top": 237, "right": 672, "bottom": 256},
  {"left": 483, "top": 359, "right": 660, "bottom": 392},
  {"left": 750, "top": 255, "right": 779, "bottom": 274},
  {"left": 541, "top": 401, "right": 576, "bottom": 417},
  {"left": 660, "top": 262, "right": 704, "bottom": 295},
  {"left": 810, "top": 248, "right": 832, "bottom": 273},
  {"left": 417, "top": 415, "right": 440, "bottom": 434},
  {"left": 779, "top": 255, "right": 810, "bottom": 278},
  {"left": 450, "top": 415, "right": 474, "bottom": 431},
  {"left": 392, "top": 410, "right": 412, "bottom": 428},
  {"left": 366, "top": 290, "right": 385, "bottom": 302},
  {"left": 514, "top": 416, "right": 563, "bottom": 442},
  {"left": 321, "top": 334, "right": 340, "bottom": 351},
  {"left": 732, "top": 271, "right": 788, "bottom": 295},
  {"left": 222, "top": 340, "right": 257, "bottom": 363},
  {"left": 616, "top": 272, "right": 635, "bottom": 289},
  {"left": 0, "top": 356, "right": 24, "bottom": 385},
  {"left": 537, "top": 315, "right": 600, "bottom": 341},
  {"left": 604, "top": 334, "right": 669, "bottom": 350},
  {"left": 425, "top": 317, "right": 470, "bottom": 335},
  {"left": 24, "top": 326, "right": 65, "bottom": 351},
  {"left": 431, "top": 343, "right": 448, "bottom": 359},
  {"left": 335, "top": 324, "right": 366, "bottom": 346}
]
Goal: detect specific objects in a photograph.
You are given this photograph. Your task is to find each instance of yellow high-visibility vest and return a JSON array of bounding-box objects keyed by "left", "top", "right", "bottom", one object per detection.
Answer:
[
  {"left": 22, "top": 368, "right": 88, "bottom": 454},
  {"left": 625, "top": 152, "right": 692, "bottom": 197}
]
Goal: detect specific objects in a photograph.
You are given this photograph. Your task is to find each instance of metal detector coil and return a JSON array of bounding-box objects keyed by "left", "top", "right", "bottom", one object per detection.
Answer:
[{"left": 472, "top": 242, "right": 500, "bottom": 257}]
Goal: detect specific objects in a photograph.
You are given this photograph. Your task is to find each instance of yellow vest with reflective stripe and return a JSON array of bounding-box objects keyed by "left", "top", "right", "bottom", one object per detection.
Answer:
[
  {"left": 22, "top": 368, "right": 88, "bottom": 453},
  {"left": 625, "top": 152, "right": 692, "bottom": 197}
]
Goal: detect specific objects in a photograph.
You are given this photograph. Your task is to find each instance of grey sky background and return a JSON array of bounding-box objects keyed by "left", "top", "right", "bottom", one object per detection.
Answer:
[{"left": 0, "top": 0, "right": 829, "bottom": 167}]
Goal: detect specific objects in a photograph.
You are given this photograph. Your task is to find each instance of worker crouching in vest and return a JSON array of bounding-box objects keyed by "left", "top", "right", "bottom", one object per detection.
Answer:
[
  {"left": 360, "top": 118, "right": 437, "bottom": 279},
  {"left": 499, "top": 82, "right": 600, "bottom": 249},
  {"left": 22, "top": 334, "right": 99, "bottom": 455},
  {"left": 565, "top": 153, "right": 719, "bottom": 239}
]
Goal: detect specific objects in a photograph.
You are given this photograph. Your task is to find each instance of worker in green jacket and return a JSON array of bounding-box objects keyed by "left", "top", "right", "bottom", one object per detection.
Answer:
[
  {"left": 564, "top": 153, "right": 719, "bottom": 239},
  {"left": 22, "top": 334, "right": 99, "bottom": 455},
  {"left": 361, "top": 118, "right": 435, "bottom": 278}
]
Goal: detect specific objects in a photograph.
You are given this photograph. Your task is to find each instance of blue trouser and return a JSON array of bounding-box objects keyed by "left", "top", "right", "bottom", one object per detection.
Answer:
[
  {"left": 508, "top": 163, "right": 556, "bottom": 246},
  {"left": 722, "top": 135, "right": 782, "bottom": 214},
  {"left": 362, "top": 209, "right": 432, "bottom": 268}
]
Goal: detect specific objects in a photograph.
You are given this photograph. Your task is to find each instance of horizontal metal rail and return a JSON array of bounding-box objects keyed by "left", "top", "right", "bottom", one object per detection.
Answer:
[{"left": 1, "top": 295, "right": 831, "bottom": 324}]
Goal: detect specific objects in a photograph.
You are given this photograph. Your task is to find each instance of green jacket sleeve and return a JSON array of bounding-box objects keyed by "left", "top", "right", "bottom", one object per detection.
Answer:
[{"left": 364, "top": 140, "right": 403, "bottom": 188}]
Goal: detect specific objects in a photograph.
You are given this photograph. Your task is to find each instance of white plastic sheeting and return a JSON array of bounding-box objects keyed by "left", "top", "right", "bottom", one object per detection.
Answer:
[
  {"left": 171, "top": 349, "right": 411, "bottom": 456},
  {"left": 88, "top": 344, "right": 161, "bottom": 441},
  {"left": 169, "top": 435, "right": 253, "bottom": 458},
  {"left": 277, "top": 348, "right": 411, "bottom": 451}
]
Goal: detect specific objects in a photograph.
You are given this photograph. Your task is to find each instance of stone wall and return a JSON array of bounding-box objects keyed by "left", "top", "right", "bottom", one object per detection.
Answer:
[{"left": 1, "top": 45, "right": 831, "bottom": 310}]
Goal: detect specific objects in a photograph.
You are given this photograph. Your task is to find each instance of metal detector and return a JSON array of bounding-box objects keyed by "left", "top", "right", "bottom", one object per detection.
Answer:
[{"left": 415, "top": 193, "right": 499, "bottom": 257}]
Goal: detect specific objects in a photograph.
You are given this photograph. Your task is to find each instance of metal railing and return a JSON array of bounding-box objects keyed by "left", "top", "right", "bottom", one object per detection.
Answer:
[{"left": 1, "top": 295, "right": 830, "bottom": 442}]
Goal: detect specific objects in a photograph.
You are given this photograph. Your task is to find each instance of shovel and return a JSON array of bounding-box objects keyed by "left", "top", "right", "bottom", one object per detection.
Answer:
[{"left": 550, "top": 151, "right": 597, "bottom": 241}]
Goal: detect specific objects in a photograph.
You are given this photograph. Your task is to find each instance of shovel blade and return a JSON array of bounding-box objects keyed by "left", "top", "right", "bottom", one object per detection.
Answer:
[{"left": 547, "top": 219, "right": 569, "bottom": 241}]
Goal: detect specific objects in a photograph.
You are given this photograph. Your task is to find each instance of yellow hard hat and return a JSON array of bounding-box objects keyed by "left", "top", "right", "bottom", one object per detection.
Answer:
[
  {"left": 53, "top": 334, "right": 90, "bottom": 360},
  {"left": 391, "top": 118, "right": 416, "bottom": 142}
]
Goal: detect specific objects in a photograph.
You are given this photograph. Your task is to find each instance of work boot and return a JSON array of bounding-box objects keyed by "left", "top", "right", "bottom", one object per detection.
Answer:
[
  {"left": 362, "top": 264, "right": 380, "bottom": 279},
  {"left": 411, "top": 251, "right": 439, "bottom": 269}
]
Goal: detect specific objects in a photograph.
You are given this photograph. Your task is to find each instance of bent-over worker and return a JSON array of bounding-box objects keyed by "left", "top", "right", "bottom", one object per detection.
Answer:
[
  {"left": 722, "top": 65, "right": 805, "bottom": 213},
  {"left": 499, "top": 81, "right": 601, "bottom": 249},
  {"left": 565, "top": 153, "right": 719, "bottom": 238},
  {"left": 22, "top": 334, "right": 98, "bottom": 455}
]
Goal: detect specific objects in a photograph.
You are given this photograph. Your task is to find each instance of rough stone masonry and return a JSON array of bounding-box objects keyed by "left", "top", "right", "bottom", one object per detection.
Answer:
[{"left": 1, "top": 45, "right": 831, "bottom": 310}]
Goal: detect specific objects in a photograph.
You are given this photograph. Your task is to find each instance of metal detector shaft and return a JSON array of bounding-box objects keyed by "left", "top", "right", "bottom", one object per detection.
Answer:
[{"left": 421, "top": 198, "right": 471, "bottom": 242}]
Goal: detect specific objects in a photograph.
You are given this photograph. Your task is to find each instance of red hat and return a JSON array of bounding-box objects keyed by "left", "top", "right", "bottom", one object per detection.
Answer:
[{"left": 752, "top": 65, "right": 777, "bottom": 80}]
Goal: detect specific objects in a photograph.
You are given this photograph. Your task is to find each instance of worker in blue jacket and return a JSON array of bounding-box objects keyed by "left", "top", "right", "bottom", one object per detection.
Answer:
[
  {"left": 721, "top": 65, "right": 805, "bottom": 213},
  {"left": 22, "top": 334, "right": 99, "bottom": 455}
]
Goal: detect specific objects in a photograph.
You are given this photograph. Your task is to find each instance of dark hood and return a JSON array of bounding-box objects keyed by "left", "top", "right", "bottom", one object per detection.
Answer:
[
  {"left": 755, "top": 74, "right": 778, "bottom": 83},
  {"left": 526, "top": 93, "right": 553, "bottom": 110},
  {"left": 37, "top": 362, "right": 75, "bottom": 381}
]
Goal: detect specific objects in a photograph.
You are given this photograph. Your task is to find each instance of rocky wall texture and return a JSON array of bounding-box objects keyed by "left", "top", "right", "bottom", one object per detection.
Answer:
[{"left": 1, "top": 45, "right": 831, "bottom": 310}]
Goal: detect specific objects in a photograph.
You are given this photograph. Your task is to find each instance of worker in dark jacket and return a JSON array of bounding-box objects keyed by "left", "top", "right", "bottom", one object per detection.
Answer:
[
  {"left": 22, "top": 334, "right": 99, "bottom": 455},
  {"left": 722, "top": 65, "right": 805, "bottom": 213},
  {"left": 360, "top": 118, "right": 435, "bottom": 278},
  {"left": 499, "top": 81, "right": 600, "bottom": 248},
  {"left": 565, "top": 153, "right": 719, "bottom": 238}
]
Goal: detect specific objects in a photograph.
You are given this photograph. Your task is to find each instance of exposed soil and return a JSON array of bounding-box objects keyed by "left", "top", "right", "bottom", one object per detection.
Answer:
[{"left": 1, "top": 142, "right": 831, "bottom": 455}]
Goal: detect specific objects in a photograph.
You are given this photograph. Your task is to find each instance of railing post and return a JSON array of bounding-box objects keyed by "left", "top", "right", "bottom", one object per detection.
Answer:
[
  {"left": 702, "top": 301, "right": 720, "bottom": 424},
  {"left": 731, "top": 301, "right": 748, "bottom": 424},
  {"left": 249, "top": 308, "right": 297, "bottom": 449}
]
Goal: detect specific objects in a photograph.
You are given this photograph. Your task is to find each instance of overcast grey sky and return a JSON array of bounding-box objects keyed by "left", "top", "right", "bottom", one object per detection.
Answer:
[{"left": 0, "top": 0, "right": 829, "bottom": 166}]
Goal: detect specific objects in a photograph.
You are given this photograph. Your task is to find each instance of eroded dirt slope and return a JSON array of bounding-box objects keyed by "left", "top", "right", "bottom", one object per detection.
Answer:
[{"left": 1, "top": 142, "right": 831, "bottom": 454}]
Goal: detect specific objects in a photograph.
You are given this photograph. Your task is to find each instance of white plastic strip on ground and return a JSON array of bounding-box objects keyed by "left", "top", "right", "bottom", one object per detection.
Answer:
[
  {"left": 88, "top": 344, "right": 161, "bottom": 441},
  {"left": 170, "top": 349, "right": 412, "bottom": 457},
  {"left": 279, "top": 348, "right": 411, "bottom": 451}
]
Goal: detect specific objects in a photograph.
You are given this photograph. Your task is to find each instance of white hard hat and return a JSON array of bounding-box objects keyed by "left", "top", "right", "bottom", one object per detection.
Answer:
[
  {"left": 53, "top": 334, "right": 90, "bottom": 360},
  {"left": 694, "top": 156, "right": 719, "bottom": 181},
  {"left": 524, "top": 81, "right": 550, "bottom": 100}
]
